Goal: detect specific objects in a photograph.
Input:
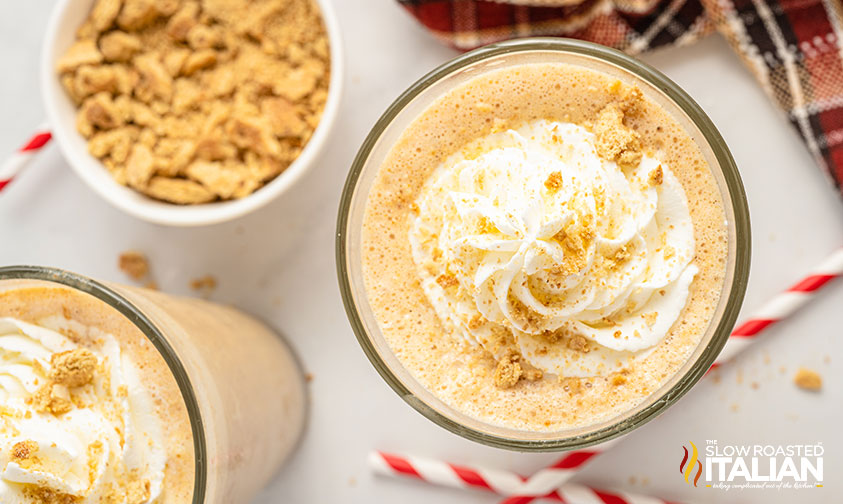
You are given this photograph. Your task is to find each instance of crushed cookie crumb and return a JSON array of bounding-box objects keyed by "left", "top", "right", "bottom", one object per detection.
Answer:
[
  {"left": 31, "top": 349, "right": 98, "bottom": 415},
  {"left": 467, "top": 314, "right": 484, "bottom": 330},
  {"left": 604, "top": 244, "right": 631, "bottom": 272},
  {"left": 119, "top": 250, "right": 150, "bottom": 280},
  {"left": 793, "top": 368, "right": 822, "bottom": 391},
  {"left": 32, "top": 383, "right": 73, "bottom": 415},
  {"left": 56, "top": 40, "right": 103, "bottom": 73},
  {"left": 58, "top": 0, "right": 331, "bottom": 204},
  {"left": 144, "top": 177, "right": 216, "bottom": 204},
  {"left": 87, "top": 441, "right": 104, "bottom": 485},
  {"left": 541, "top": 329, "right": 563, "bottom": 343},
  {"left": 435, "top": 274, "right": 459, "bottom": 289},
  {"left": 11, "top": 440, "right": 39, "bottom": 462},
  {"left": 477, "top": 216, "right": 496, "bottom": 234},
  {"left": 493, "top": 350, "right": 523, "bottom": 389},
  {"left": 544, "top": 171, "right": 563, "bottom": 192},
  {"left": 593, "top": 98, "right": 643, "bottom": 169},
  {"left": 190, "top": 275, "right": 218, "bottom": 292},
  {"left": 620, "top": 87, "right": 644, "bottom": 116},
  {"left": 648, "top": 165, "right": 663, "bottom": 186},
  {"left": 50, "top": 349, "right": 98, "bottom": 387},
  {"left": 607, "top": 80, "right": 623, "bottom": 95},
  {"left": 566, "top": 334, "right": 590, "bottom": 353},
  {"left": 126, "top": 476, "right": 151, "bottom": 504},
  {"left": 23, "top": 487, "right": 80, "bottom": 504}
]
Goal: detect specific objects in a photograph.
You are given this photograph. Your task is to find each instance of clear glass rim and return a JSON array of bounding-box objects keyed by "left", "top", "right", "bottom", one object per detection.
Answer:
[
  {"left": 0, "top": 265, "right": 207, "bottom": 500},
  {"left": 336, "top": 38, "right": 751, "bottom": 451}
]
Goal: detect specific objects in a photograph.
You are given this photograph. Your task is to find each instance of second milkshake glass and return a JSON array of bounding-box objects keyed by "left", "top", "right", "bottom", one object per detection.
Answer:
[
  {"left": 0, "top": 266, "right": 307, "bottom": 501},
  {"left": 337, "top": 38, "right": 751, "bottom": 451}
]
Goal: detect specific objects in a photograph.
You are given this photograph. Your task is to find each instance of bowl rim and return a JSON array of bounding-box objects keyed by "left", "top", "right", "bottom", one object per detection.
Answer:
[
  {"left": 41, "top": 0, "right": 344, "bottom": 227},
  {"left": 336, "top": 37, "right": 752, "bottom": 451}
]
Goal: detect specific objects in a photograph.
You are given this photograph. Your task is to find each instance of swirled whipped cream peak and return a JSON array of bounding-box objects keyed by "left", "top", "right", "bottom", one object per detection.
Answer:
[
  {"left": 0, "top": 317, "right": 166, "bottom": 504},
  {"left": 409, "top": 104, "right": 697, "bottom": 385}
]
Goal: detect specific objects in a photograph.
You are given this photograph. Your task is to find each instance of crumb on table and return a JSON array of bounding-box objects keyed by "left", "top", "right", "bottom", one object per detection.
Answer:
[
  {"left": 190, "top": 275, "right": 217, "bottom": 292},
  {"left": 118, "top": 250, "right": 149, "bottom": 280},
  {"left": 793, "top": 368, "right": 822, "bottom": 391}
]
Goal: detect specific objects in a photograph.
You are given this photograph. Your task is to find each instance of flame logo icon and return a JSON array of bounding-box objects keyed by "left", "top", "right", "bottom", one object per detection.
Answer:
[{"left": 679, "top": 441, "right": 703, "bottom": 487}]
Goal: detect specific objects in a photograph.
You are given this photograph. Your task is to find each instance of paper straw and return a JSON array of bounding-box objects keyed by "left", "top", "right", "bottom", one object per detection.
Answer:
[
  {"left": 710, "top": 247, "right": 843, "bottom": 368},
  {"left": 371, "top": 451, "right": 679, "bottom": 504},
  {"left": 0, "top": 123, "right": 52, "bottom": 192},
  {"left": 496, "top": 438, "right": 621, "bottom": 497}
]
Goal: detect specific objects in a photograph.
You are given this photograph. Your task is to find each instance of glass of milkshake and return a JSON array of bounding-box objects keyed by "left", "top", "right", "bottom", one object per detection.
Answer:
[
  {"left": 337, "top": 38, "right": 750, "bottom": 450},
  {"left": 0, "top": 266, "right": 306, "bottom": 502}
]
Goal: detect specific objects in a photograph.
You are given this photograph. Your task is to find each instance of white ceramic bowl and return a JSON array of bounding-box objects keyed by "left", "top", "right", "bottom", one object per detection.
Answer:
[{"left": 42, "top": 0, "right": 343, "bottom": 226}]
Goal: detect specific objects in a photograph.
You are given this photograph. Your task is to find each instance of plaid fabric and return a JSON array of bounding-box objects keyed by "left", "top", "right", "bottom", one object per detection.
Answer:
[{"left": 399, "top": 0, "right": 843, "bottom": 197}]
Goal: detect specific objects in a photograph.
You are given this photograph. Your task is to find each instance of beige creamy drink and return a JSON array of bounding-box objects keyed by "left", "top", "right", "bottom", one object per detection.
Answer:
[
  {"left": 0, "top": 285, "right": 193, "bottom": 503},
  {"left": 0, "top": 272, "right": 306, "bottom": 502},
  {"left": 362, "top": 62, "right": 728, "bottom": 431}
]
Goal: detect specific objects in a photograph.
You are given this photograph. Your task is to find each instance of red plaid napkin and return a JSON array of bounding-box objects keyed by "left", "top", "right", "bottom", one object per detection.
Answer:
[{"left": 398, "top": 0, "right": 843, "bottom": 198}]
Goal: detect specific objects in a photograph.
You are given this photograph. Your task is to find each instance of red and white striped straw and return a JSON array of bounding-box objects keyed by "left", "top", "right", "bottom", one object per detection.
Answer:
[
  {"left": 493, "top": 438, "right": 621, "bottom": 498},
  {"left": 370, "top": 451, "right": 679, "bottom": 504},
  {"left": 0, "top": 124, "right": 52, "bottom": 192},
  {"left": 710, "top": 247, "right": 843, "bottom": 368}
]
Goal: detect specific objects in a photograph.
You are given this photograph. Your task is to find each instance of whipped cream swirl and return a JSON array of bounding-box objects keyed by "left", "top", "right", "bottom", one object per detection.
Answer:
[
  {"left": 410, "top": 119, "right": 697, "bottom": 377},
  {"left": 0, "top": 317, "right": 166, "bottom": 503}
]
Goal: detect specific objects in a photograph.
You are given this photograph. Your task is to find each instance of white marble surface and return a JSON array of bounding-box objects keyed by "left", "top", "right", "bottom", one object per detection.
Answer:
[{"left": 1, "top": 1, "right": 841, "bottom": 503}]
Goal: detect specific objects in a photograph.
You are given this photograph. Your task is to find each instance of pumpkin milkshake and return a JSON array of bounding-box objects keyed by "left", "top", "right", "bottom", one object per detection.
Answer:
[
  {"left": 349, "top": 43, "right": 744, "bottom": 438},
  {"left": 0, "top": 268, "right": 306, "bottom": 502}
]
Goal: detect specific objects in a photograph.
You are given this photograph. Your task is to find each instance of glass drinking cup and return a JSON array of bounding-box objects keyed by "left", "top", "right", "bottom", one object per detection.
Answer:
[
  {"left": 0, "top": 266, "right": 307, "bottom": 501},
  {"left": 337, "top": 38, "right": 750, "bottom": 451}
]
